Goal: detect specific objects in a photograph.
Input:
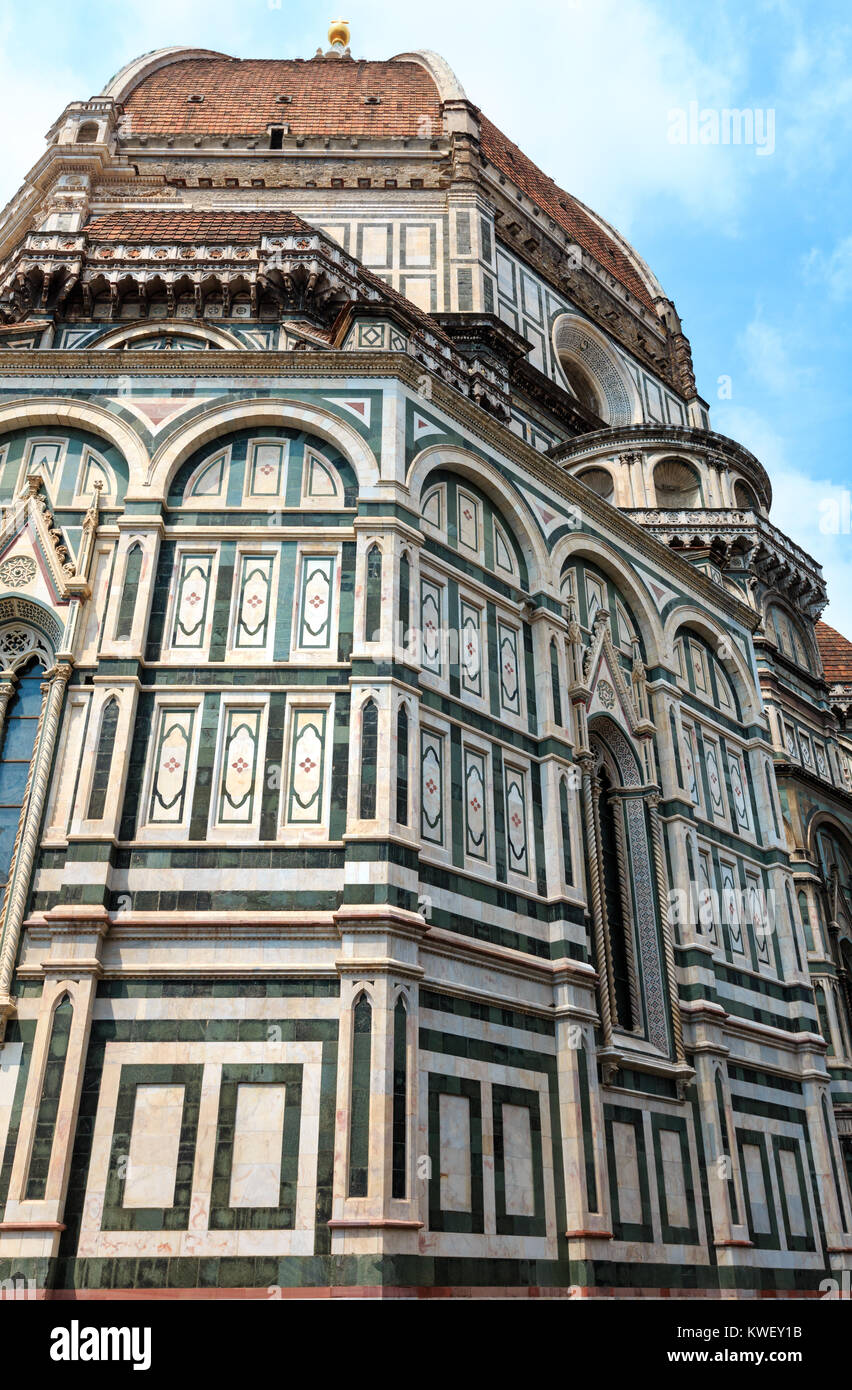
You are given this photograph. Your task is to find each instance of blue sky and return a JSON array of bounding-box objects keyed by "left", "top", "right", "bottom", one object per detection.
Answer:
[{"left": 0, "top": 0, "right": 849, "bottom": 634}]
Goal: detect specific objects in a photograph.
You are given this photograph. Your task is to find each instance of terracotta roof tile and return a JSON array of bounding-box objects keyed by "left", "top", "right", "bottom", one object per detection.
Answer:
[
  {"left": 816, "top": 620, "right": 852, "bottom": 683},
  {"left": 85, "top": 209, "right": 313, "bottom": 242},
  {"left": 122, "top": 58, "right": 441, "bottom": 139},
  {"left": 82, "top": 209, "right": 453, "bottom": 343},
  {"left": 477, "top": 114, "right": 655, "bottom": 312},
  {"left": 118, "top": 55, "right": 654, "bottom": 313}
]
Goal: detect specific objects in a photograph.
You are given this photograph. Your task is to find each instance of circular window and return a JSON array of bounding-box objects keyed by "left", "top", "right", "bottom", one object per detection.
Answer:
[
  {"left": 577, "top": 467, "right": 614, "bottom": 501},
  {"left": 653, "top": 458, "right": 701, "bottom": 508},
  {"left": 558, "top": 359, "right": 602, "bottom": 415}
]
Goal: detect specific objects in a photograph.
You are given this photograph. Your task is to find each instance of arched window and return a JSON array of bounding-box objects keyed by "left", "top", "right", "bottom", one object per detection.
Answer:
[
  {"left": 577, "top": 467, "right": 614, "bottom": 502},
  {"left": 597, "top": 766, "right": 635, "bottom": 1031},
  {"left": 558, "top": 358, "right": 603, "bottom": 416},
  {"left": 797, "top": 889, "right": 815, "bottom": 952},
  {"left": 734, "top": 479, "right": 758, "bottom": 510},
  {"left": 364, "top": 544, "right": 382, "bottom": 642},
  {"left": 396, "top": 705, "right": 409, "bottom": 826},
  {"left": 653, "top": 457, "right": 702, "bottom": 508},
  {"left": 559, "top": 777, "right": 574, "bottom": 886},
  {"left": 25, "top": 992, "right": 73, "bottom": 1200},
  {"left": 87, "top": 698, "right": 120, "bottom": 819},
  {"left": 359, "top": 699, "right": 378, "bottom": 819},
  {"left": 348, "top": 993, "right": 372, "bottom": 1197},
  {"left": 0, "top": 662, "right": 43, "bottom": 885},
  {"left": 815, "top": 983, "right": 834, "bottom": 1055},
  {"left": 391, "top": 996, "right": 408, "bottom": 1199},
  {"left": 714, "top": 1070, "right": 739, "bottom": 1223},
  {"left": 115, "top": 543, "right": 143, "bottom": 641},
  {"left": 550, "top": 639, "right": 563, "bottom": 726},
  {"left": 785, "top": 882, "right": 803, "bottom": 974},
  {"left": 399, "top": 551, "right": 410, "bottom": 647},
  {"left": 767, "top": 603, "right": 813, "bottom": 673},
  {"left": 76, "top": 121, "right": 99, "bottom": 143}
]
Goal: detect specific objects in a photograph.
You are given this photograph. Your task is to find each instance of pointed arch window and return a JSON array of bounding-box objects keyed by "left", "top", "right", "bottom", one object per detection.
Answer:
[
  {"left": 0, "top": 661, "right": 44, "bottom": 886},
  {"left": 391, "top": 995, "right": 408, "bottom": 1199},
  {"left": 87, "top": 697, "right": 120, "bottom": 820},
  {"left": 359, "top": 699, "right": 378, "bottom": 819},
  {"left": 559, "top": 776, "right": 574, "bottom": 887},
  {"left": 797, "top": 889, "right": 815, "bottom": 952},
  {"left": 714, "top": 1070, "right": 739, "bottom": 1224},
  {"left": 396, "top": 705, "right": 409, "bottom": 826},
  {"left": 550, "top": 639, "right": 563, "bottom": 727},
  {"left": 364, "top": 544, "right": 383, "bottom": 642},
  {"left": 115, "top": 543, "right": 143, "bottom": 641},
  {"left": 25, "top": 992, "right": 73, "bottom": 1200},
  {"left": 399, "top": 551, "right": 410, "bottom": 649},
  {"left": 348, "top": 993, "right": 372, "bottom": 1197},
  {"left": 596, "top": 766, "right": 638, "bottom": 1032},
  {"left": 815, "top": 982, "right": 834, "bottom": 1055}
]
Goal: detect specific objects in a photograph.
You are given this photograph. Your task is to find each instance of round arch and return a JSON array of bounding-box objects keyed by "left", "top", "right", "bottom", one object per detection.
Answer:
[
  {"left": 406, "top": 444, "right": 552, "bottom": 594},
  {"left": 0, "top": 398, "right": 145, "bottom": 488},
  {"left": 550, "top": 532, "right": 664, "bottom": 666},
  {"left": 145, "top": 398, "right": 380, "bottom": 498},
  {"left": 805, "top": 812, "right": 852, "bottom": 870},
  {"left": 589, "top": 712, "right": 643, "bottom": 787},
  {"left": 0, "top": 596, "right": 62, "bottom": 671},
  {"left": 551, "top": 314, "right": 641, "bottom": 427},
  {"left": 764, "top": 597, "right": 818, "bottom": 673},
  {"left": 93, "top": 319, "right": 247, "bottom": 352},
  {"left": 664, "top": 606, "right": 761, "bottom": 724}
]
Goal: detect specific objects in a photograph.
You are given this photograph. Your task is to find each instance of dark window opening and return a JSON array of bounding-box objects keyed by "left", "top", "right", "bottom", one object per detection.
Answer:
[{"left": 598, "top": 767, "right": 634, "bottom": 1030}]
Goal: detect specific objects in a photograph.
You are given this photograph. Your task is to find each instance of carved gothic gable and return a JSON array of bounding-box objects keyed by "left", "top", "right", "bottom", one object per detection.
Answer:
[
  {"left": 0, "top": 475, "right": 87, "bottom": 610},
  {"left": 581, "top": 611, "right": 644, "bottom": 736}
]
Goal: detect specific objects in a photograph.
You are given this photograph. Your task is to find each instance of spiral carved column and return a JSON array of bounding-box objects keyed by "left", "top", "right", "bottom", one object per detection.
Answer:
[
  {"left": 580, "top": 755, "right": 614, "bottom": 1046},
  {"left": 647, "top": 791, "right": 685, "bottom": 1065}
]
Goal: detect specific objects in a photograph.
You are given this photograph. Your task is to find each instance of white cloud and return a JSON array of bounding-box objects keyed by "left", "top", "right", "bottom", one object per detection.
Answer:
[
  {"left": 737, "top": 312, "right": 814, "bottom": 395},
  {"left": 802, "top": 236, "right": 852, "bottom": 301}
]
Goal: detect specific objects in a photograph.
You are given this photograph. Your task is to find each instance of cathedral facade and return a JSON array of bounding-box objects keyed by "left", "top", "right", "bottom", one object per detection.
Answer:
[{"left": 0, "top": 30, "right": 850, "bottom": 1298}]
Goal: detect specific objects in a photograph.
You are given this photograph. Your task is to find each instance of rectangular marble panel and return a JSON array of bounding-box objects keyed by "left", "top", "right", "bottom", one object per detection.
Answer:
[
  {"left": 124, "top": 1084, "right": 184, "bottom": 1208},
  {"left": 229, "top": 1083, "right": 287, "bottom": 1209},
  {"left": 439, "top": 1093, "right": 471, "bottom": 1212}
]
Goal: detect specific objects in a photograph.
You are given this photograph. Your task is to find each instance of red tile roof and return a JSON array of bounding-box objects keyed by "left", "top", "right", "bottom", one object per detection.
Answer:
[
  {"left": 477, "top": 114, "right": 655, "bottom": 312},
  {"left": 122, "top": 58, "right": 442, "bottom": 139},
  {"left": 86, "top": 210, "right": 313, "bottom": 241},
  {"left": 817, "top": 620, "right": 852, "bottom": 683},
  {"left": 118, "top": 55, "right": 656, "bottom": 314}
]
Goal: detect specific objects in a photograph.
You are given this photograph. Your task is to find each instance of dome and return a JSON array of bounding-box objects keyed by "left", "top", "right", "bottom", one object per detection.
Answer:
[{"left": 103, "top": 46, "right": 662, "bottom": 316}]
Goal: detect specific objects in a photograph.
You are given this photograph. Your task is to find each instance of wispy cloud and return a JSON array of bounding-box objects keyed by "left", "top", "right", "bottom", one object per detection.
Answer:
[
  {"left": 802, "top": 236, "right": 852, "bottom": 301},
  {"left": 738, "top": 312, "right": 814, "bottom": 395}
]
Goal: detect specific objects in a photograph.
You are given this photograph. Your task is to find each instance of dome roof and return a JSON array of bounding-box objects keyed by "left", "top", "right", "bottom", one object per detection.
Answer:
[
  {"left": 816, "top": 620, "right": 852, "bottom": 683},
  {"left": 119, "top": 56, "right": 443, "bottom": 141},
  {"left": 107, "top": 47, "right": 660, "bottom": 314}
]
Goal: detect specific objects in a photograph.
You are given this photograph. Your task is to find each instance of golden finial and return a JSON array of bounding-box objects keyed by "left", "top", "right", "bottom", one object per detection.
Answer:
[{"left": 328, "top": 19, "right": 350, "bottom": 49}]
